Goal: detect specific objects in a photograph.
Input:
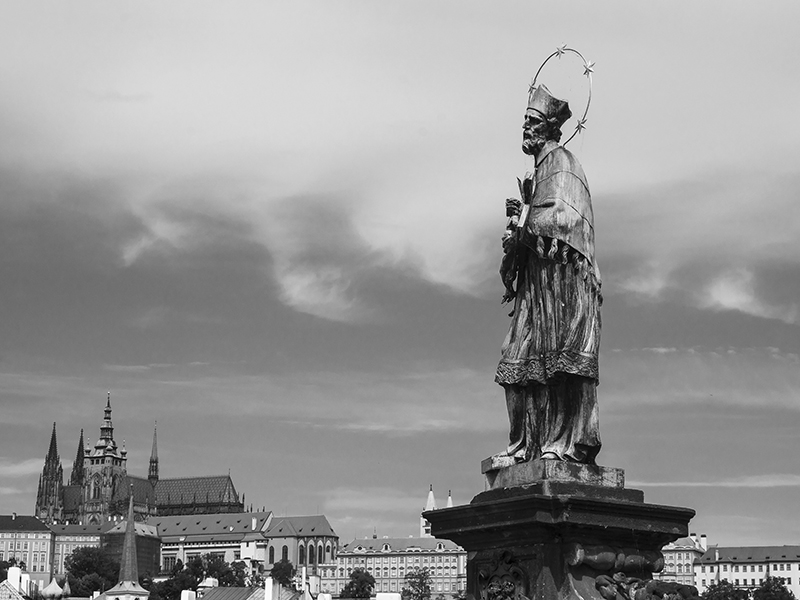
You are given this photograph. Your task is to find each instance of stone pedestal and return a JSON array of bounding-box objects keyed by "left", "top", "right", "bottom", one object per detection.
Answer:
[{"left": 424, "top": 460, "right": 695, "bottom": 600}]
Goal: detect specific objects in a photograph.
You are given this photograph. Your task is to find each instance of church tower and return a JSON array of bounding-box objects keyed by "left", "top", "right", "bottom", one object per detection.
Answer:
[
  {"left": 69, "top": 429, "right": 86, "bottom": 486},
  {"left": 148, "top": 422, "right": 159, "bottom": 485},
  {"left": 80, "top": 393, "right": 129, "bottom": 524},
  {"left": 35, "top": 422, "right": 64, "bottom": 523}
]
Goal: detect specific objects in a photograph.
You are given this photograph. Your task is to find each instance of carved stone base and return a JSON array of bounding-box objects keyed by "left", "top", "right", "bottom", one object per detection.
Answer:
[{"left": 424, "top": 462, "right": 695, "bottom": 600}]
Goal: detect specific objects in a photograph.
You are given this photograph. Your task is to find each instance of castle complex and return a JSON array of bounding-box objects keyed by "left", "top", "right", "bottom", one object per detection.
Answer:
[{"left": 34, "top": 394, "right": 244, "bottom": 524}]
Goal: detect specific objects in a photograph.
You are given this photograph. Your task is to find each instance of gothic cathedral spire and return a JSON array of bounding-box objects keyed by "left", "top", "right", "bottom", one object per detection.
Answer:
[
  {"left": 69, "top": 429, "right": 86, "bottom": 486},
  {"left": 35, "top": 422, "right": 64, "bottom": 523},
  {"left": 148, "top": 421, "right": 159, "bottom": 484}
]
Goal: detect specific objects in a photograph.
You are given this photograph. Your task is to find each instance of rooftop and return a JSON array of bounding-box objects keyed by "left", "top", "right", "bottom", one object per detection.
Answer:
[
  {"left": 341, "top": 537, "right": 464, "bottom": 553},
  {"left": 0, "top": 515, "right": 50, "bottom": 532},
  {"left": 698, "top": 546, "right": 800, "bottom": 563}
]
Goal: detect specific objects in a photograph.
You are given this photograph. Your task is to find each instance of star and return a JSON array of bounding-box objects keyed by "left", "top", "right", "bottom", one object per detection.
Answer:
[
  {"left": 576, "top": 118, "right": 587, "bottom": 133},
  {"left": 583, "top": 60, "right": 595, "bottom": 77},
  {"left": 555, "top": 44, "right": 567, "bottom": 58}
]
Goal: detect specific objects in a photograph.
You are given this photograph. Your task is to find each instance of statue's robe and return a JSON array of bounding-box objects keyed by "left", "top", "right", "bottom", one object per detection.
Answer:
[{"left": 495, "top": 140, "right": 602, "bottom": 464}]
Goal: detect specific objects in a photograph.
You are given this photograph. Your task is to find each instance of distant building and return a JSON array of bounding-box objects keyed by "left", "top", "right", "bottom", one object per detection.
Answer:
[
  {"left": 654, "top": 533, "right": 707, "bottom": 585},
  {"left": 0, "top": 514, "right": 54, "bottom": 589},
  {"left": 49, "top": 522, "right": 109, "bottom": 574},
  {"left": 150, "top": 512, "right": 337, "bottom": 580},
  {"left": 34, "top": 394, "right": 245, "bottom": 525},
  {"left": 104, "top": 519, "right": 161, "bottom": 579},
  {"left": 324, "top": 536, "right": 466, "bottom": 597},
  {"left": 694, "top": 544, "right": 800, "bottom": 598}
]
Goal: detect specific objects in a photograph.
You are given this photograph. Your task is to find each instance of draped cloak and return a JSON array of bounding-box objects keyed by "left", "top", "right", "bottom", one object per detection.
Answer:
[{"left": 495, "top": 140, "right": 602, "bottom": 463}]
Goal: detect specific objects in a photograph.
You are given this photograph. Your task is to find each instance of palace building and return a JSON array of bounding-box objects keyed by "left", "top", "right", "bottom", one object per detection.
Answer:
[{"left": 34, "top": 394, "right": 245, "bottom": 524}]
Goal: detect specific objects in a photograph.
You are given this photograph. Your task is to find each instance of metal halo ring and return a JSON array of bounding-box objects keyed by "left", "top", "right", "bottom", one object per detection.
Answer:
[{"left": 528, "top": 45, "right": 593, "bottom": 146}]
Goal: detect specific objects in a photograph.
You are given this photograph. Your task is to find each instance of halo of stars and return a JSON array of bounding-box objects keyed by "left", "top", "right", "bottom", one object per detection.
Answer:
[{"left": 529, "top": 45, "right": 594, "bottom": 147}]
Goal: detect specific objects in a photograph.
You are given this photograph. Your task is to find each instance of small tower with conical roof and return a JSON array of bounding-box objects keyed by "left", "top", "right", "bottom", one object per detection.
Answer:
[
  {"left": 35, "top": 423, "right": 64, "bottom": 523},
  {"left": 420, "top": 484, "right": 437, "bottom": 537},
  {"left": 148, "top": 421, "right": 159, "bottom": 485}
]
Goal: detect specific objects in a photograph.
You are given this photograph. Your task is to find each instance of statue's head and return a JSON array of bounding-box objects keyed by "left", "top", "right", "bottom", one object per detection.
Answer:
[{"left": 522, "top": 84, "right": 572, "bottom": 155}]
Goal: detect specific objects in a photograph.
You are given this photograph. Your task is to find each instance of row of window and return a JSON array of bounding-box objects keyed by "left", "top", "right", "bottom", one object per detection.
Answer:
[
  {"left": 0, "top": 534, "right": 49, "bottom": 539},
  {"left": 702, "top": 563, "right": 796, "bottom": 573},
  {"left": 701, "top": 578, "right": 793, "bottom": 587},
  {"left": 0, "top": 541, "right": 54, "bottom": 551},
  {"left": 342, "top": 555, "right": 457, "bottom": 565}
]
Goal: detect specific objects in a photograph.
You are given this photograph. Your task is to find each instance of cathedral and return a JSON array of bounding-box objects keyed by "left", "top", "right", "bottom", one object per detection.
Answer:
[{"left": 35, "top": 394, "right": 245, "bottom": 524}]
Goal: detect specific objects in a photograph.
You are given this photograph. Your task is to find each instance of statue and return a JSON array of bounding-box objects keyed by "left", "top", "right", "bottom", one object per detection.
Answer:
[{"left": 496, "top": 83, "right": 601, "bottom": 465}]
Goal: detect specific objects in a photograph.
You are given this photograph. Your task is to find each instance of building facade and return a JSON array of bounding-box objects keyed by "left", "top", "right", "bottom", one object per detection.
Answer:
[
  {"left": 49, "top": 523, "right": 109, "bottom": 575},
  {"left": 654, "top": 533, "right": 707, "bottom": 585},
  {"left": 694, "top": 545, "right": 800, "bottom": 597},
  {"left": 0, "top": 515, "right": 54, "bottom": 590},
  {"left": 35, "top": 395, "right": 245, "bottom": 525},
  {"left": 322, "top": 536, "right": 466, "bottom": 597},
  {"left": 151, "top": 512, "right": 337, "bottom": 580}
]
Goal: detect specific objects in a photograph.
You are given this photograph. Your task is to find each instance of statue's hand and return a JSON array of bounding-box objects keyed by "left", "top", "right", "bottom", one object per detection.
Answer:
[
  {"left": 505, "top": 197, "right": 521, "bottom": 218},
  {"left": 502, "top": 230, "right": 516, "bottom": 252}
]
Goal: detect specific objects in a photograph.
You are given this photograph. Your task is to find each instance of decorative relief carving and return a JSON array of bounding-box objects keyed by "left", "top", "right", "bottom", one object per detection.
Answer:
[
  {"left": 564, "top": 543, "right": 664, "bottom": 574},
  {"left": 478, "top": 552, "right": 530, "bottom": 600},
  {"left": 595, "top": 573, "right": 699, "bottom": 600}
]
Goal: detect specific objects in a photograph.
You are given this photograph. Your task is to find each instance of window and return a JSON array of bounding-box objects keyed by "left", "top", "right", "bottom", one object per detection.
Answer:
[
  {"left": 269, "top": 547, "right": 275, "bottom": 563},
  {"left": 723, "top": 565, "right": 728, "bottom": 572},
  {"left": 319, "top": 546, "right": 324, "bottom": 564},
  {"left": 282, "top": 545, "right": 288, "bottom": 561},
  {"left": 702, "top": 580, "right": 706, "bottom": 586},
  {"left": 760, "top": 565, "right": 764, "bottom": 572},
  {"left": 734, "top": 566, "right": 739, "bottom": 572},
  {"left": 299, "top": 546, "right": 305, "bottom": 565},
  {"left": 735, "top": 580, "right": 739, "bottom": 585}
]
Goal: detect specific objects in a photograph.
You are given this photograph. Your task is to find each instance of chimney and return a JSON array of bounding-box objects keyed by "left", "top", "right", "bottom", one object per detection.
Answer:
[
  {"left": 700, "top": 534, "right": 708, "bottom": 551},
  {"left": 12, "top": 512, "right": 16, "bottom": 520},
  {"left": 7, "top": 566, "right": 21, "bottom": 591}
]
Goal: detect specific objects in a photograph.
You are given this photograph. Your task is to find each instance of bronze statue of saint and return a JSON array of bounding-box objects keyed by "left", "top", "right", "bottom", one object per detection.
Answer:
[{"left": 496, "top": 84, "right": 601, "bottom": 464}]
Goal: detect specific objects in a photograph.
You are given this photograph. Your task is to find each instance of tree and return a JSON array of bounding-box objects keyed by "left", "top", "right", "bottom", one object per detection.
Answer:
[
  {"left": 402, "top": 567, "right": 433, "bottom": 600},
  {"left": 754, "top": 577, "right": 796, "bottom": 600},
  {"left": 65, "top": 547, "right": 120, "bottom": 596},
  {"left": 340, "top": 568, "right": 376, "bottom": 599},
  {"left": 270, "top": 559, "right": 296, "bottom": 587},
  {"left": 702, "top": 579, "right": 749, "bottom": 600}
]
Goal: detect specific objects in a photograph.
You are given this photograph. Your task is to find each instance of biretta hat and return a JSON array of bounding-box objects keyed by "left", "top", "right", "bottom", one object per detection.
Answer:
[{"left": 527, "top": 84, "right": 572, "bottom": 128}]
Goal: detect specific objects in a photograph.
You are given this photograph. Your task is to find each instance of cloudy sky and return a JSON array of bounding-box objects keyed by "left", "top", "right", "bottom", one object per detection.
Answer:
[{"left": 1, "top": 1, "right": 800, "bottom": 548}]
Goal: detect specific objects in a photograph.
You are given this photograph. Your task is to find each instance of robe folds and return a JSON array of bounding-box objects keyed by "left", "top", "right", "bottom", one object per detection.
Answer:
[{"left": 496, "top": 140, "right": 602, "bottom": 464}]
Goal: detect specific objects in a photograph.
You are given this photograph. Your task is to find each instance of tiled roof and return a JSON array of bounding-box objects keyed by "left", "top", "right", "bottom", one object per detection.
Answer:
[
  {"left": 129, "top": 476, "right": 157, "bottom": 504},
  {"left": 155, "top": 476, "right": 239, "bottom": 505},
  {"left": 0, "top": 580, "right": 26, "bottom": 600},
  {"left": 49, "top": 523, "right": 113, "bottom": 536},
  {"left": 341, "top": 537, "right": 462, "bottom": 553},
  {"left": 149, "top": 511, "right": 272, "bottom": 542},
  {"left": 0, "top": 515, "right": 50, "bottom": 532},
  {"left": 265, "top": 516, "right": 336, "bottom": 539},
  {"left": 200, "top": 587, "right": 264, "bottom": 600},
  {"left": 106, "top": 520, "right": 160, "bottom": 539},
  {"left": 698, "top": 546, "right": 800, "bottom": 563}
]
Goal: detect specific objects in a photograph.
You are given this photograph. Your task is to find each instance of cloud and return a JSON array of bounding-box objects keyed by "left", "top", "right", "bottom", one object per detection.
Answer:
[
  {"left": 629, "top": 474, "right": 800, "bottom": 488},
  {"left": 601, "top": 346, "right": 800, "bottom": 412},
  {"left": 0, "top": 458, "right": 49, "bottom": 477},
  {"left": 599, "top": 171, "right": 800, "bottom": 326},
  {"left": 700, "top": 268, "right": 799, "bottom": 324}
]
